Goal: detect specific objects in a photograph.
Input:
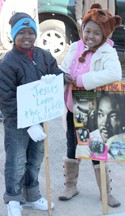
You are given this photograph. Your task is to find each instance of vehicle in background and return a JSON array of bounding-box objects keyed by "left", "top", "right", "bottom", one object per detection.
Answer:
[
  {"left": 38, "top": 0, "right": 125, "bottom": 65},
  {"left": 38, "top": 0, "right": 78, "bottom": 64}
]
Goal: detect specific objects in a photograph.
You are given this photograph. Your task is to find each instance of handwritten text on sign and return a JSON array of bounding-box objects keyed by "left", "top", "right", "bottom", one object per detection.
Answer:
[{"left": 17, "top": 74, "right": 64, "bottom": 128}]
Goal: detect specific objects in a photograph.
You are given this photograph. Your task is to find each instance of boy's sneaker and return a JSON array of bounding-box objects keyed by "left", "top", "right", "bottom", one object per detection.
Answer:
[
  {"left": 23, "top": 197, "right": 55, "bottom": 211},
  {"left": 7, "top": 201, "right": 22, "bottom": 216}
]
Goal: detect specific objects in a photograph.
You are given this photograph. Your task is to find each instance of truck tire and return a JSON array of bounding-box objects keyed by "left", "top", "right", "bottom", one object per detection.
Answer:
[{"left": 39, "top": 19, "right": 76, "bottom": 64}]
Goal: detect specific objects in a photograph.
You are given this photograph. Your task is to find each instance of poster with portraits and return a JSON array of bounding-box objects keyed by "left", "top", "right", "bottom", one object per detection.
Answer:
[{"left": 72, "top": 82, "right": 125, "bottom": 162}]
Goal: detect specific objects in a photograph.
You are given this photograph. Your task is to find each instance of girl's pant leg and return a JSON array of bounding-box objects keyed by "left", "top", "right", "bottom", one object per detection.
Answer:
[
  {"left": 92, "top": 160, "right": 100, "bottom": 165},
  {"left": 66, "top": 110, "right": 77, "bottom": 159}
]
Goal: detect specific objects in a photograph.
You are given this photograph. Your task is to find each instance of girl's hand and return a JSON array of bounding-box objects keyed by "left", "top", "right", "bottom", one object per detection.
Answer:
[
  {"left": 64, "top": 73, "right": 74, "bottom": 84},
  {"left": 74, "top": 76, "right": 85, "bottom": 89}
]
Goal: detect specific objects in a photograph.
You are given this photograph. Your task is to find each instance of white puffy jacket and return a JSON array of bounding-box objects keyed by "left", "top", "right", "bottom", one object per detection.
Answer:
[{"left": 60, "top": 41, "right": 122, "bottom": 90}]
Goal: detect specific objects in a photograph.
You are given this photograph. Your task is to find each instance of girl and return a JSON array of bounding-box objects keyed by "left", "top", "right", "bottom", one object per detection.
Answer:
[{"left": 59, "top": 3, "right": 122, "bottom": 208}]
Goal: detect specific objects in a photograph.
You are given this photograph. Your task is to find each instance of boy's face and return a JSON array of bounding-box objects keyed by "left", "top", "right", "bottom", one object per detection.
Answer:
[{"left": 14, "top": 28, "right": 36, "bottom": 49}]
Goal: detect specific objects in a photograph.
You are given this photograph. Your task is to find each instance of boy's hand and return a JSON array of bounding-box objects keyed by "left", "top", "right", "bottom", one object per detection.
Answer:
[
  {"left": 64, "top": 73, "right": 73, "bottom": 84},
  {"left": 27, "top": 124, "right": 46, "bottom": 142},
  {"left": 41, "top": 74, "right": 56, "bottom": 83}
]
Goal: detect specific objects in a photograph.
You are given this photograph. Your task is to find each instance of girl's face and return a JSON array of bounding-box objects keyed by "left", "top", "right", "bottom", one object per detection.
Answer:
[
  {"left": 14, "top": 28, "right": 36, "bottom": 49},
  {"left": 82, "top": 20, "right": 103, "bottom": 49}
]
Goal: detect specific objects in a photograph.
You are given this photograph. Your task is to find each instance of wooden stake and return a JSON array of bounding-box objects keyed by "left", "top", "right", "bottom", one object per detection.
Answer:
[
  {"left": 100, "top": 161, "right": 108, "bottom": 215},
  {"left": 44, "top": 122, "right": 52, "bottom": 216}
]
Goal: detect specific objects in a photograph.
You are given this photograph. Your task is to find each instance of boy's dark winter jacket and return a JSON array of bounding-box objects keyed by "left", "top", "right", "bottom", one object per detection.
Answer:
[{"left": 0, "top": 45, "right": 64, "bottom": 121}]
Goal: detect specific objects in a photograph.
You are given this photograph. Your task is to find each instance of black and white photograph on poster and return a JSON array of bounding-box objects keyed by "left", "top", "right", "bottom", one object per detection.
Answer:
[
  {"left": 76, "top": 127, "right": 90, "bottom": 145},
  {"left": 73, "top": 90, "right": 96, "bottom": 130},
  {"left": 72, "top": 82, "right": 125, "bottom": 162}
]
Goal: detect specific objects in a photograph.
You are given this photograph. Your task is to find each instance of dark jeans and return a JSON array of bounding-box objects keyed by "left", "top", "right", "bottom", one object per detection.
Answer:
[
  {"left": 66, "top": 110, "right": 99, "bottom": 165},
  {"left": 3, "top": 120, "right": 44, "bottom": 204}
]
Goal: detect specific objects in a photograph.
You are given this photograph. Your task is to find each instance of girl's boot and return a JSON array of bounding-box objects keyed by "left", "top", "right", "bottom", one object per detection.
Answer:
[
  {"left": 93, "top": 164, "right": 121, "bottom": 207},
  {"left": 59, "top": 157, "right": 80, "bottom": 200}
]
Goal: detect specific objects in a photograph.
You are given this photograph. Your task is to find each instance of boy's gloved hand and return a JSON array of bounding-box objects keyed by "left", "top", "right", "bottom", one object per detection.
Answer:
[
  {"left": 41, "top": 74, "right": 56, "bottom": 83},
  {"left": 27, "top": 124, "right": 46, "bottom": 142}
]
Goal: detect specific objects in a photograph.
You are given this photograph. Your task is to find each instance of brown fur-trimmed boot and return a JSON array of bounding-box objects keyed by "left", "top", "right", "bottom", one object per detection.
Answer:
[
  {"left": 93, "top": 164, "right": 121, "bottom": 207},
  {"left": 59, "top": 157, "right": 80, "bottom": 201}
]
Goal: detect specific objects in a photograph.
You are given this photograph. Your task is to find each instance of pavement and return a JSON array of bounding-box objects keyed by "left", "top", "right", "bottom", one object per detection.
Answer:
[{"left": 0, "top": 117, "right": 125, "bottom": 216}]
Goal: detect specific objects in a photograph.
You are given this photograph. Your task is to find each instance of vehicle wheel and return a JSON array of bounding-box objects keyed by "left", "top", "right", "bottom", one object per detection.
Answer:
[{"left": 39, "top": 19, "right": 76, "bottom": 64}]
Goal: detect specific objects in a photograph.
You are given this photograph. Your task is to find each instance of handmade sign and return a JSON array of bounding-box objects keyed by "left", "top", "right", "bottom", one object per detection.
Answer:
[
  {"left": 17, "top": 74, "right": 64, "bottom": 128},
  {"left": 72, "top": 82, "right": 125, "bottom": 162}
]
